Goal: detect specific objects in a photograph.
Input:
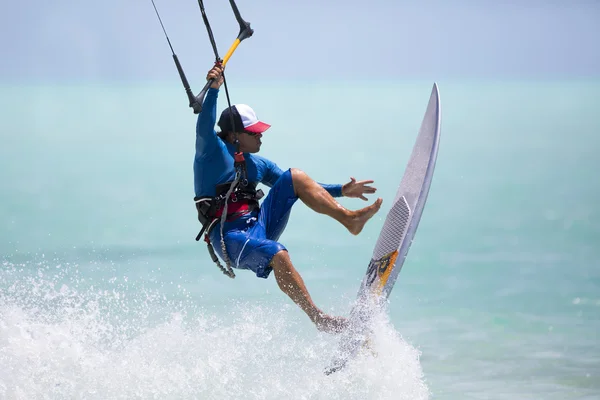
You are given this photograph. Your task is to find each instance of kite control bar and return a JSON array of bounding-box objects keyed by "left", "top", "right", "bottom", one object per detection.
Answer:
[
  {"left": 150, "top": 0, "right": 254, "bottom": 114},
  {"left": 194, "top": 0, "right": 254, "bottom": 112}
]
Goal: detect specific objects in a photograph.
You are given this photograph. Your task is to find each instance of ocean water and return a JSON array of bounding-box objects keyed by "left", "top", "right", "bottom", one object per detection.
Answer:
[{"left": 1, "top": 79, "right": 599, "bottom": 399}]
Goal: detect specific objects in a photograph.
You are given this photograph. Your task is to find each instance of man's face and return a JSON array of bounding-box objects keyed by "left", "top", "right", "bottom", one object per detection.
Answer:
[{"left": 237, "top": 131, "right": 263, "bottom": 153}]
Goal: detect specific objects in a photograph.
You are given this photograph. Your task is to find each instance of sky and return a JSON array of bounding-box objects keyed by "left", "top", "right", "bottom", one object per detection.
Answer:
[{"left": 1, "top": 0, "right": 599, "bottom": 83}]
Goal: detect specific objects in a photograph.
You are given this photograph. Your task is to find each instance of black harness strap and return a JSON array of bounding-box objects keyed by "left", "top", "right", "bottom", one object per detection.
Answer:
[{"left": 194, "top": 176, "right": 263, "bottom": 241}]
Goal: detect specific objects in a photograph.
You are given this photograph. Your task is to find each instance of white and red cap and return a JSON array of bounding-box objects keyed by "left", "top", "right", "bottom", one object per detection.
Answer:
[{"left": 217, "top": 104, "right": 271, "bottom": 134}]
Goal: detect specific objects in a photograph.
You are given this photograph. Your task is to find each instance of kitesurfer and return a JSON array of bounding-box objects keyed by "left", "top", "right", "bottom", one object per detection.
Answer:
[{"left": 195, "top": 64, "right": 383, "bottom": 333}]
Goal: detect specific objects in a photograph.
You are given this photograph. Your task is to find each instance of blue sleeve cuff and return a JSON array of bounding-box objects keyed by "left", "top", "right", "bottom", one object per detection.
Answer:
[{"left": 320, "top": 183, "right": 343, "bottom": 197}]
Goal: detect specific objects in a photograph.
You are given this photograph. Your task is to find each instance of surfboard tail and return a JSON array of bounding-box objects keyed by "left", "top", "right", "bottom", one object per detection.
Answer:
[{"left": 324, "top": 293, "right": 382, "bottom": 374}]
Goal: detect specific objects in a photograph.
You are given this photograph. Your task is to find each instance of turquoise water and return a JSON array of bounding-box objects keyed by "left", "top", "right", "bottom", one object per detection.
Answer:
[{"left": 1, "top": 80, "right": 599, "bottom": 399}]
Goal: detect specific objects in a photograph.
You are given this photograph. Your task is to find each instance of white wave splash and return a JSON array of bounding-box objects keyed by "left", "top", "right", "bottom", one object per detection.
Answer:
[{"left": 0, "top": 263, "right": 429, "bottom": 400}]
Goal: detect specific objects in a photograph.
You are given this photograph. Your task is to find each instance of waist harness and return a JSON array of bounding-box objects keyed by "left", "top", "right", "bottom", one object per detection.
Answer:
[
  {"left": 194, "top": 176, "right": 264, "bottom": 278},
  {"left": 194, "top": 180, "right": 263, "bottom": 237}
]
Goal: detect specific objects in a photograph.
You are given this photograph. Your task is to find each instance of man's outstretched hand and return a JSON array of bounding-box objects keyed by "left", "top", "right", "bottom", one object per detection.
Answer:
[{"left": 342, "top": 177, "right": 377, "bottom": 201}]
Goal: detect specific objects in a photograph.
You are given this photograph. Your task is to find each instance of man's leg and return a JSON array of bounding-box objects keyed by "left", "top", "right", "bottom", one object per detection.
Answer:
[
  {"left": 290, "top": 168, "right": 382, "bottom": 235},
  {"left": 270, "top": 250, "right": 347, "bottom": 334}
]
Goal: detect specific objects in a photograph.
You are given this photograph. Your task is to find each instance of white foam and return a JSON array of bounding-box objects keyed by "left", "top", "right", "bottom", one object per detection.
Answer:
[{"left": 0, "top": 265, "right": 429, "bottom": 399}]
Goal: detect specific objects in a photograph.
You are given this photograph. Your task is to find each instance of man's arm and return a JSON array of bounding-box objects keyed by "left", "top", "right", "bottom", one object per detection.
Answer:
[
  {"left": 261, "top": 159, "right": 343, "bottom": 197},
  {"left": 195, "top": 64, "right": 225, "bottom": 158},
  {"left": 195, "top": 88, "right": 220, "bottom": 157}
]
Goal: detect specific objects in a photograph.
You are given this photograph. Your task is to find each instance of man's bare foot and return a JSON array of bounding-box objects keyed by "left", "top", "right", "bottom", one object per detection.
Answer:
[
  {"left": 313, "top": 313, "right": 349, "bottom": 334},
  {"left": 346, "top": 198, "right": 383, "bottom": 235}
]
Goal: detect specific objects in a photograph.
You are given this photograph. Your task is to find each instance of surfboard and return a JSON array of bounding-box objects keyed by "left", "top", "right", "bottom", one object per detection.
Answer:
[{"left": 325, "top": 82, "right": 442, "bottom": 375}]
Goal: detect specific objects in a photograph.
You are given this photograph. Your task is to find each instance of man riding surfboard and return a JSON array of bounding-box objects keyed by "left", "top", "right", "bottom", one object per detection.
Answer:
[{"left": 194, "top": 64, "right": 383, "bottom": 333}]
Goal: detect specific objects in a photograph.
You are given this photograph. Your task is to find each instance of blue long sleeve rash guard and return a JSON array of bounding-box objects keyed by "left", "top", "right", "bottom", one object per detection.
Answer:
[{"left": 193, "top": 88, "right": 343, "bottom": 204}]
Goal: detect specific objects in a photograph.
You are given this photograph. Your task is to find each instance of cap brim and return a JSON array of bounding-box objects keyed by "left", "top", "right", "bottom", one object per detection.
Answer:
[{"left": 245, "top": 121, "right": 271, "bottom": 133}]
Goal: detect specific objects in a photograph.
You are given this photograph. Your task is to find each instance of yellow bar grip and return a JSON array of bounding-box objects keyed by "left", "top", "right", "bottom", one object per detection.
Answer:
[{"left": 222, "top": 38, "right": 242, "bottom": 67}]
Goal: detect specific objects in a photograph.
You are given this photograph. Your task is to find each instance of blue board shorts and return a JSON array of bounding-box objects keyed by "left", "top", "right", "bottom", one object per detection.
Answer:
[{"left": 209, "top": 169, "right": 298, "bottom": 278}]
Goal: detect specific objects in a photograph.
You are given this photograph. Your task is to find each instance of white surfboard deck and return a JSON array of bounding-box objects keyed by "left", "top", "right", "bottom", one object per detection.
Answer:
[{"left": 325, "top": 83, "right": 442, "bottom": 375}]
